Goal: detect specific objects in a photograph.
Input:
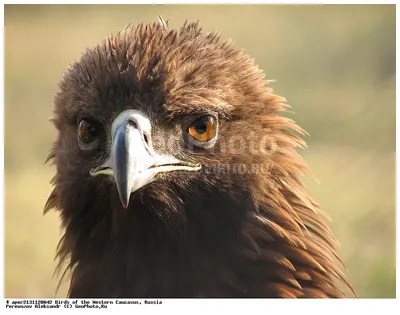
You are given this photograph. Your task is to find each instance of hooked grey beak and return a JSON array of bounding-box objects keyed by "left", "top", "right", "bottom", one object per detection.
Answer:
[{"left": 90, "top": 110, "right": 201, "bottom": 208}]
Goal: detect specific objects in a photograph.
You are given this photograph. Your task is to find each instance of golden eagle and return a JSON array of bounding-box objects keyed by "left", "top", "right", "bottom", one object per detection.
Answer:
[{"left": 45, "top": 19, "right": 355, "bottom": 298}]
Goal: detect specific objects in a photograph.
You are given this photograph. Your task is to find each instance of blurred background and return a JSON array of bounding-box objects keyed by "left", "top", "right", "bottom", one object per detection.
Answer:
[{"left": 4, "top": 4, "right": 395, "bottom": 298}]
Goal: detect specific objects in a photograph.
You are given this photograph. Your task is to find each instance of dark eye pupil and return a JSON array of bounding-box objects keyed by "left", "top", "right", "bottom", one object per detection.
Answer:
[
  {"left": 79, "top": 119, "right": 97, "bottom": 144},
  {"left": 194, "top": 119, "right": 208, "bottom": 134}
]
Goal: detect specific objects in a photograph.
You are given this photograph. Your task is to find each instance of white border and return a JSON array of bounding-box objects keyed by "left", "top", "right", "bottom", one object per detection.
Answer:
[{"left": 1, "top": 1, "right": 398, "bottom": 314}]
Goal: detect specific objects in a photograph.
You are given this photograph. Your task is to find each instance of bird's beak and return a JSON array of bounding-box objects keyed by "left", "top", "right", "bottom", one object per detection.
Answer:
[{"left": 90, "top": 110, "right": 201, "bottom": 208}]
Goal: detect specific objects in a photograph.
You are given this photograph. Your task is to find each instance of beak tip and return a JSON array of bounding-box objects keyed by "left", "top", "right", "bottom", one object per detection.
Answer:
[
  {"left": 120, "top": 195, "right": 130, "bottom": 209},
  {"left": 117, "top": 188, "right": 131, "bottom": 209},
  {"left": 122, "top": 202, "right": 129, "bottom": 209}
]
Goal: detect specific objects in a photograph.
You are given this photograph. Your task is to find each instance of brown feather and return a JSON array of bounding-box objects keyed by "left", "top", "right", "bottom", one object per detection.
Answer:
[{"left": 45, "top": 19, "right": 356, "bottom": 298}]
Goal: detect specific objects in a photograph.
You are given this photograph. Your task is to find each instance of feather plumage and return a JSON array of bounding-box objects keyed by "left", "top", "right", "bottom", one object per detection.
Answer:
[{"left": 45, "top": 19, "right": 356, "bottom": 298}]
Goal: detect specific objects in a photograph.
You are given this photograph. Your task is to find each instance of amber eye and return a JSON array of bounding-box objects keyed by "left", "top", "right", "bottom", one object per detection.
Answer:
[
  {"left": 187, "top": 116, "right": 217, "bottom": 142},
  {"left": 78, "top": 118, "right": 99, "bottom": 148}
]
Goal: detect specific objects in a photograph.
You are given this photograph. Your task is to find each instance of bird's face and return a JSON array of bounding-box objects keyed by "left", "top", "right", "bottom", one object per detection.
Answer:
[{"left": 54, "top": 103, "right": 222, "bottom": 209}]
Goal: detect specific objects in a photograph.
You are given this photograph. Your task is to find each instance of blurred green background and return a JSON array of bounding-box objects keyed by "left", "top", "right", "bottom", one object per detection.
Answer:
[{"left": 4, "top": 4, "right": 395, "bottom": 298}]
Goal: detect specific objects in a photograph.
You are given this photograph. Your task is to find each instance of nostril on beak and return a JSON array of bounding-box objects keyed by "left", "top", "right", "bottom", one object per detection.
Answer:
[
  {"left": 121, "top": 112, "right": 152, "bottom": 153},
  {"left": 128, "top": 119, "right": 138, "bottom": 129},
  {"left": 143, "top": 133, "right": 149, "bottom": 146},
  {"left": 127, "top": 118, "right": 150, "bottom": 149}
]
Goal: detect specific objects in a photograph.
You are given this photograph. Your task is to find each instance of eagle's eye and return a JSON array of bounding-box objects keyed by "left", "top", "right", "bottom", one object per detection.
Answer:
[
  {"left": 187, "top": 115, "right": 217, "bottom": 142},
  {"left": 78, "top": 118, "right": 100, "bottom": 150}
]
